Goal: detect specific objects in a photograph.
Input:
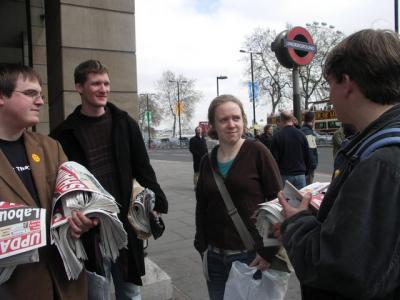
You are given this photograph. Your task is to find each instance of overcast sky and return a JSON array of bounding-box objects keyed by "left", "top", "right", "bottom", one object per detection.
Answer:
[{"left": 135, "top": 0, "right": 395, "bottom": 129}]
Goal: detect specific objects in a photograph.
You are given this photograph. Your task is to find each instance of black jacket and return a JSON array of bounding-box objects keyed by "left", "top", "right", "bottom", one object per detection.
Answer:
[
  {"left": 271, "top": 125, "right": 311, "bottom": 176},
  {"left": 259, "top": 133, "right": 272, "bottom": 150},
  {"left": 281, "top": 104, "right": 400, "bottom": 299},
  {"left": 189, "top": 135, "right": 208, "bottom": 172},
  {"left": 50, "top": 102, "right": 168, "bottom": 285},
  {"left": 301, "top": 124, "right": 318, "bottom": 170}
]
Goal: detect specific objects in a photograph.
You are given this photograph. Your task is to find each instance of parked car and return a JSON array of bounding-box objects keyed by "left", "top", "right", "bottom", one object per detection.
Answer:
[
  {"left": 148, "top": 138, "right": 162, "bottom": 149},
  {"left": 160, "top": 137, "right": 172, "bottom": 149},
  {"left": 315, "top": 131, "right": 332, "bottom": 145}
]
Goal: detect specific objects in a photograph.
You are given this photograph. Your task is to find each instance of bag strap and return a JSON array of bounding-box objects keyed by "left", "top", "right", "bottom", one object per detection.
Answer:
[
  {"left": 354, "top": 128, "right": 400, "bottom": 161},
  {"left": 209, "top": 157, "right": 255, "bottom": 251}
]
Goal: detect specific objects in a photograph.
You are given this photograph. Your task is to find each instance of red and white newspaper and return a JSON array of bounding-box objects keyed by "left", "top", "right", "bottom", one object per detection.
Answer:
[
  {"left": 50, "top": 162, "right": 127, "bottom": 280},
  {"left": 255, "top": 181, "right": 330, "bottom": 247},
  {"left": 0, "top": 201, "right": 46, "bottom": 284},
  {"left": 0, "top": 201, "right": 46, "bottom": 259}
]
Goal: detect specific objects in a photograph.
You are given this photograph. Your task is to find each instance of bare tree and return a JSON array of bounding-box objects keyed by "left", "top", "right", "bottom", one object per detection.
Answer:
[
  {"left": 155, "top": 70, "right": 202, "bottom": 136},
  {"left": 299, "top": 22, "right": 345, "bottom": 109},
  {"left": 138, "top": 94, "right": 163, "bottom": 137},
  {"left": 242, "top": 27, "right": 292, "bottom": 115},
  {"left": 243, "top": 24, "right": 345, "bottom": 115}
]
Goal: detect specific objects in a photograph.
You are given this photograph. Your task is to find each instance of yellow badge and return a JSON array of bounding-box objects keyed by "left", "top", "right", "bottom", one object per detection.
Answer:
[
  {"left": 32, "top": 154, "right": 40, "bottom": 163},
  {"left": 334, "top": 169, "right": 341, "bottom": 178}
]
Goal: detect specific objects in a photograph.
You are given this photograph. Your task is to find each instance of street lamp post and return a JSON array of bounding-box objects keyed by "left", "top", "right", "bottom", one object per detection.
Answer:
[
  {"left": 169, "top": 79, "right": 187, "bottom": 146},
  {"left": 140, "top": 93, "right": 154, "bottom": 149},
  {"left": 146, "top": 94, "right": 151, "bottom": 149},
  {"left": 240, "top": 49, "right": 262, "bottom": 135},
  {"left": 396, "top": 0, "right": 399, "bottom": 33},
  {"left": 216, "top": 75, "right": 228, "bottom": 96}
]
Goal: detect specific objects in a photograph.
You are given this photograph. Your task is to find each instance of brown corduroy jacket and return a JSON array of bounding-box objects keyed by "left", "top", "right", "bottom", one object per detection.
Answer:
[{"left": 0, "top": 131, "right": 87, "bottom": 300}]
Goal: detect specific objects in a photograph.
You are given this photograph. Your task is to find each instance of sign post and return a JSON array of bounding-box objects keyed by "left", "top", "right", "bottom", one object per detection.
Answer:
[{"left": 271, "top": 26, "right": 316, "bottom": 122}]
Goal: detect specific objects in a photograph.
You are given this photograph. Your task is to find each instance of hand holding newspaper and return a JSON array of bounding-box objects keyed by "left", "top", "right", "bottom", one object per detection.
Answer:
[
  {"left": 50, "top": 162, "right": 128, "bottom": 280},
  {"left": 127, "top": 180, "right": 165, "bottom": 240},
  {"left": 255, "top": 181, "right": 330, "bottom": 247},
  {"left": 0, "top": 201, "right": 46, "bottom": 284}
]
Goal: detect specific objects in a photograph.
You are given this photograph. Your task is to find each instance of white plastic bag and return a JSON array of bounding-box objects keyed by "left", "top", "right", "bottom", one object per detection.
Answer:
[{"left": 223, "top": 261, "right": 290, "bottom": 300}]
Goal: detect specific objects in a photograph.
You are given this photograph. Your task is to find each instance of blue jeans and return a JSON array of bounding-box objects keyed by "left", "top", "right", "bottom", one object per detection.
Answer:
[
  {"left": 103, "top": 257, "right": 141, "bottom": 300},
  {"left": 282, "top": 174, "right": 306, "bottom": 189},
  {"left": 205, "top": 249, "right": 256, "bottom": 300}
]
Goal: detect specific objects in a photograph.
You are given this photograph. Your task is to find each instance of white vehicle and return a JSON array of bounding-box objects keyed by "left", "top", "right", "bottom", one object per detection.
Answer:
[{"left": 315, "top": 131, "right": 332, "bottom": 145}]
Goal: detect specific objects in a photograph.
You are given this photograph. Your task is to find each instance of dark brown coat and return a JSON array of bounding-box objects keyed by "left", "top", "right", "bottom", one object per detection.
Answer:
[{"left": 0, "top": 131, "right": 87, "bottom": 300}]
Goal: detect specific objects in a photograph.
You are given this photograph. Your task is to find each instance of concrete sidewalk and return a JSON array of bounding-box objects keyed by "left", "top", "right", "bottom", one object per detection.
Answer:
[{"left": 146, "top": 158, "right": 331, "bottom": 299}]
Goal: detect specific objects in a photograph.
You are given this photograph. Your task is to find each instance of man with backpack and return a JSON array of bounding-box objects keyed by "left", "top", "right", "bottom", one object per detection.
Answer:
[
  {"left": 300, "top": 111, "right": 318, "bottom": 185},
  {"left": 278, "top": 29, "right": 400, "bottom": 299}
]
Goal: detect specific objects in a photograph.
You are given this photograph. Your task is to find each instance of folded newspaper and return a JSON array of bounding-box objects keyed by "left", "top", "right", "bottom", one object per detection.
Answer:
[
  {"left": 50, "top": 161, "right": 128, "bottom": 280},
  {"left": 127, "top": 181, "right": 165, "bottom": 240},
  {"left": 0, "top": 201, "right": 46, "bottom": 284},
  {"left": 255, "top": 181, "right": 330, "bottom": 247}
]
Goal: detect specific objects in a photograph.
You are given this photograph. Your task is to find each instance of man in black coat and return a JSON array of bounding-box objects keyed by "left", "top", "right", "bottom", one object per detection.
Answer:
[
  {"left": 271, "top": 111, "right": 311, "bottom": 189},
  {"left": 50, "top": 60, "right": 168, "bottom": 299},
  {"left": 189, "top": 126, "right": 208, "bottom": 187}
]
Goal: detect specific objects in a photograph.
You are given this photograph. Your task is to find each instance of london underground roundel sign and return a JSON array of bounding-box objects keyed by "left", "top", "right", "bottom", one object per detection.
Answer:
[
  {"left": 286, "top": 27, "right": 316, "bottom": 65},
  {"left": 271, "top": 26, "right": 317, "bottom": 68}
]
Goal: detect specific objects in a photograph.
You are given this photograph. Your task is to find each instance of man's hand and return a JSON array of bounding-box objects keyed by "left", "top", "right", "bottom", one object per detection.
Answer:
[
  {"left": 249, "top": 253, "right": 270, "bottom": 271},
  {"left": 278, "top": 191, "right": 311, "bottom": 219},
  {"left": 151, "top": 210, "right": 162, "bottom": 218},
  {"left": 272, "top": 223, "right": 282, "bottom": 240},
  {"left": 68, "top": 211, "right": 99, "bottom": 240}
]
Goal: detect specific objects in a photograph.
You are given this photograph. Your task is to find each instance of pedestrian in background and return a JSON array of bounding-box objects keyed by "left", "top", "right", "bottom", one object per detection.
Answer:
[
  {"left": 278, "top": 29, "right": 400, "bottom": 299},
  {"left": 0, "top": 64, "right": 89, "bottom": 299},
  {"left": 189, "top": 126, "right": 208, "bottom": 187},
  {"left": 332, "top": 123, "right": 357, "bottom": 157},
  {"left": 301, "top": 111, "right": 318, "bottom": 185},
  {"left": 333, "top": 123, "right": 358, "bottom": 170},
  {"left": 194, "top": 94, "right": 282, "bottom": 300},
  {"left": 271, "top": 111, "right": 311, "bottom": 189},
  {"left": 292, "top": 115, "right": 301, "bottom": 129},
  {"left": 51, "top": 60, "right": 168, "bottom": 300},
  {"left": 259, "top": 124, "right": 273, "bottom": 150}
]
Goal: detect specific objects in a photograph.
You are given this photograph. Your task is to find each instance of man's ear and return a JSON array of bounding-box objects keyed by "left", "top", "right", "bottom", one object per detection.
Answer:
[
  {"left": 75, "top": 83, "right": 83, "bottom": 95},
  {"left": 342, "top": 74, "right": 355, "bottom": 97},
  {"left": 0, "top": 93, "right": 6, "bottom": 107}
]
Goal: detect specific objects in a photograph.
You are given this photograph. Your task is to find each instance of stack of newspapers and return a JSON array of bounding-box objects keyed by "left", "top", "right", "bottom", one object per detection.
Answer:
[
  {"left": 0, "top": 202, "right": 46, "bottom": 284},
  {"left": 255, "top": 181, "right": 330, "bottom": 247},
  {"left": 127, "top": 181, "right": 156, "bottom": 240},
  {"left": 50, "top": 162, "right": 128, "bottom": 280}
]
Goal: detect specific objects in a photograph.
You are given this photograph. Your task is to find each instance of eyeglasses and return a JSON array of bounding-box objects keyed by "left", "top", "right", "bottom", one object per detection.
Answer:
[{"left": 14, "top": 89, "right": 45, "bottom": 101}]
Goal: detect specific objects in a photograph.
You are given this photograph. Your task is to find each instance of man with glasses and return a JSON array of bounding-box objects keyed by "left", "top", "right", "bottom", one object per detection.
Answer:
[
  {"left": 0, "top": 64, "right": 88, "bottom": 299},
  {"left": 50, "top": 60, "right": 168, "bottom": 300}
]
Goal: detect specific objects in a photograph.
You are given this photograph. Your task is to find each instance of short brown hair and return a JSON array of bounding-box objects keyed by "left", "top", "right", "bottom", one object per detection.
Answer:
[
  {"left": 304, "top": 111, "right": 315, "bottom": 123},
  {"left": 264, "top": 124, "right": 272, "bottom": 133},
  {"left": 0, "top": 64, "right": 42, "bottom": 98},
  {"left": 207, "top": 94, "right": 247, "bottom": 140},
  {"left": 280, "top": 111, "right": 293, "bottom": 123},
  {"left": 323, "top": 29, "right": 400, "bottom": 105},
  {"left": 74, "top": 60, "right": 108, "bottom": 85}
]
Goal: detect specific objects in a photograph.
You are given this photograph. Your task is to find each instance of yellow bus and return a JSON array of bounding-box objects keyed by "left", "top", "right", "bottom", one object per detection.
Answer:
[{"left": 267, "top": 109, "right": 341, "bottom": 134}]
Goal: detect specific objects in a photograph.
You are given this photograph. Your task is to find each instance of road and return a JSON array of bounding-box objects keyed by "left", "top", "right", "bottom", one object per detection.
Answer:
[{"left": 149, "top": 145, "right": 334, "bottom": 176}]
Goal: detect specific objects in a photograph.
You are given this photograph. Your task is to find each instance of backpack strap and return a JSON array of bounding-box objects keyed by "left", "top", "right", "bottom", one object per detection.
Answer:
[{"left": 354, "top": 128, "right": 400, "bottom": 161}]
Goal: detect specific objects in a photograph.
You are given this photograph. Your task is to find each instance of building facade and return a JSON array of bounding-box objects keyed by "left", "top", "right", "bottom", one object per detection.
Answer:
[{"left": 0, "top": 0, "right": 139, "bottom": 133}]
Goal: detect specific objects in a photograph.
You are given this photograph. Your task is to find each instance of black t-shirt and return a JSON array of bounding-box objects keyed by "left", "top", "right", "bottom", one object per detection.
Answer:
[{"left": 0, "top": 137, "right": 40, "bottom": 207}]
